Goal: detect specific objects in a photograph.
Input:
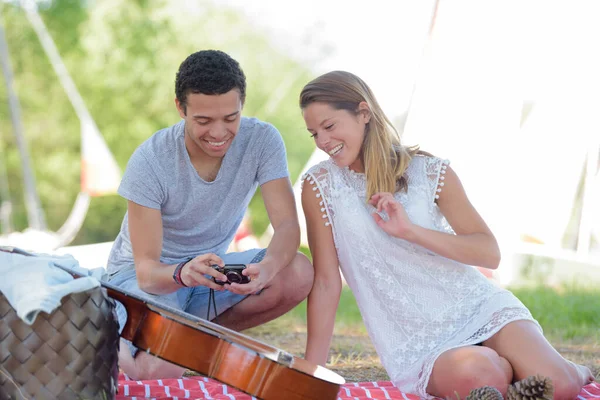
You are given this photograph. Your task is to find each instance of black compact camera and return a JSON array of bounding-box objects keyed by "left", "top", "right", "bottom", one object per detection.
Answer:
[{"left": 212, "top": 264, "right": 250, "bottom": 285}]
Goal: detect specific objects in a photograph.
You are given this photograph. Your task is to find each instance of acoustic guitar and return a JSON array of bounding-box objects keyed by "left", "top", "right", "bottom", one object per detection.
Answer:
[{"left": 3, "top": 247, "right": 345, "bottom": 400}]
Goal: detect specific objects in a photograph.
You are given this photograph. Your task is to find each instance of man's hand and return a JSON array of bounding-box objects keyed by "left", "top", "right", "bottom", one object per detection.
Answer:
[
  {"left": 180, "top": 253, "right": 228, "bottom": 291},
  {"left": 369, "top": 192, "right": 415, "bottom": 240},
  {"left": 225, "top": 259, "right": 277, "bottom": 295}
]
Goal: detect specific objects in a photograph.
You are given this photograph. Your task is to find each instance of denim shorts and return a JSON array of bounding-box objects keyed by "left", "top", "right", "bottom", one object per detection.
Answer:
[{"left": 107, "top": 248, "right": 266, "bottom": 358}]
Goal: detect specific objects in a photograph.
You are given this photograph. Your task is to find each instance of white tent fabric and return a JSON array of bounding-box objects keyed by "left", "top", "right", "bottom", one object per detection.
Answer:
[{"left": 278, "top": 1, "right": 600, "bottom": 285}]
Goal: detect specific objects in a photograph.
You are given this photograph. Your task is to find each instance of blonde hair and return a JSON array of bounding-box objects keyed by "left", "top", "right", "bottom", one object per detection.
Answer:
[{"left": 299, "top": 71, "right": 419, "bottom": 200}]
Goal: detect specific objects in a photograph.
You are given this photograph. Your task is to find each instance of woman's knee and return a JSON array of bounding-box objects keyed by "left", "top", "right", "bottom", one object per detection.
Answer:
[
  {"left": 448, "top": 348, "right": 510, "bottom": 392},
  {"left": 455, "top": 349, "right": 512, "bottom": 389},
  {"left": 429, "top": 347, "right": 512, "bottom": 397}
]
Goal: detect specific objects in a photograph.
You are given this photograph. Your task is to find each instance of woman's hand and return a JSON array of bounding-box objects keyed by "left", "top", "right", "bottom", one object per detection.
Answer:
[{"left": 369, "top": 192, "right": 415, "bottom": 240}]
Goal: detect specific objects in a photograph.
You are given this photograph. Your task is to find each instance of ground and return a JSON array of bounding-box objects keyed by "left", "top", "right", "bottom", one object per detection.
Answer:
[{"left": 243, "top": 320, "right": 600, "bottom": 383}]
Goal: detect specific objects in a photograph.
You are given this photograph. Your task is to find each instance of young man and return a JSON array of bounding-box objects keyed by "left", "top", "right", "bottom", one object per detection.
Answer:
[{"left": 106, "top": 50, "right": 313, "bottom": 380}]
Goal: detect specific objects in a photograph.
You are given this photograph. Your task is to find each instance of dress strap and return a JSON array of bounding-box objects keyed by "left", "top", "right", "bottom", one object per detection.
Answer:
[
  {"left": 425, "top": 157, "right": 450, "bottom": 203},
  {"left": 301, "top": 170, "right": 333, "bottom": 228}
]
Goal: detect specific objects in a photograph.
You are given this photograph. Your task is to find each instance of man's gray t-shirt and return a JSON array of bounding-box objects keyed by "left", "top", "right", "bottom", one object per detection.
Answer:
[{"left": 106, "top": 117, "right": 289, "bottom": 275}]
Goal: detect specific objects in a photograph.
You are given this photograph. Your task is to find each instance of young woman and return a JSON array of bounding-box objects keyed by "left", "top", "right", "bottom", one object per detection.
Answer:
[{"left": 299, "top": 70, "right": 594, "bottom": 399}]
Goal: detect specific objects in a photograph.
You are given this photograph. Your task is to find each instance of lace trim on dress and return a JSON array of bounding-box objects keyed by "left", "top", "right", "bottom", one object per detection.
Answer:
[
  {"left": 301, "top": 172, "right": 333, "bottom": 228},
  {"left": 424, "top": 157, "right": 450, "bottom": 203},
  {"left": 435, "top": 160, "right": 448, "bottom": 200},
  {"left": 423, "top": 157, "right": 455, "bottom": 234}
]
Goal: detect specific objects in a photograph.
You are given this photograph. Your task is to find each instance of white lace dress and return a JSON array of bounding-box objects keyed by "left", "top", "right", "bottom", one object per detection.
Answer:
[{"left": 302, "top": 155, "right": 539, "bottom": 398}]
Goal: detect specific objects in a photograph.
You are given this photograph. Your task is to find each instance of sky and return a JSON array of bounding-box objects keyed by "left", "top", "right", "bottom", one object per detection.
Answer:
[
  {"left": 4, "top": 0, "right": 598, "bottom": 272},
  {"left": 213, "top": 0, "right": 600, "bottom": 271},
  {"left": 214, "top": 0, "right": 437, "bottom": 124}
]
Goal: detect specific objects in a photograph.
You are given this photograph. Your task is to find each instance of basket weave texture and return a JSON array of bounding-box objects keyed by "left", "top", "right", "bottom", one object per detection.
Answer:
[{"left": 0, "top": 287, "right": 119, "bottom": 399}]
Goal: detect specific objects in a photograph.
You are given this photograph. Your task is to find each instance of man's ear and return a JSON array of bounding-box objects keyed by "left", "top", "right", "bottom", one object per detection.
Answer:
[
  {"left": 358, "top": 101, "right": 371, "bottom": 123},
  {"left": 175, "top": 98, "right": 186, "bottom": 118}
]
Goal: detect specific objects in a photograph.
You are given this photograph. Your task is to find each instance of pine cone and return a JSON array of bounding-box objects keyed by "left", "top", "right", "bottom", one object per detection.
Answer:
[
  {"left": 464, "top": 386, "right": 504, "bottom": 400},
  {"left": 506, "top": 375, "right": 554, "bottom": 400}
]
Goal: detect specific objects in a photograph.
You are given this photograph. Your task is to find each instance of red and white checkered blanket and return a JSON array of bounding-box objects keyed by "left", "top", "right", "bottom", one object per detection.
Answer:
[{"left": 116, "top": 374, "right": 600, "bottom": 400}]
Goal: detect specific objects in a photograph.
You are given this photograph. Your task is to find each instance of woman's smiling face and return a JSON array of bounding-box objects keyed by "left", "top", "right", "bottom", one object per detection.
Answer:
[{"left": 302, "top": 101, "right": 371, "bottom": 172}]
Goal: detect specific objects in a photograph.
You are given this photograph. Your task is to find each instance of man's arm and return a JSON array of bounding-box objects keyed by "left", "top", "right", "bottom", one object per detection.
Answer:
[
  {"left": 128, "top": 200, "right": 179, "bottom": 294},
  {"left": 260, "top": 176, "right": 300, "bottom": 268},
  {"left": 128, "top": 201, "right": 227, "bottom": 294},
  {"left": 227, "top": 177, "right": 300, "bottom": 295}
]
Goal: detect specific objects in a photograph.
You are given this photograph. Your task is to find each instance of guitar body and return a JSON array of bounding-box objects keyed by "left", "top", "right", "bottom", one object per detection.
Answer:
[
  {"left": 106, "top": 284, "right": 344, "bottom": 400},
  {"left": 0, "top": 246, "right": 345, "bottom": 399}
]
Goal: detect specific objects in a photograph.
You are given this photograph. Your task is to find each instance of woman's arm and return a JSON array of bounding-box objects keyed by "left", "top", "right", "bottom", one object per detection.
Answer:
[
  {"left": 371, "top": 165, "right": 501, "bottom": 269},
  {"left": 302, "top": 176, "right": 343, "bottom": 366}
]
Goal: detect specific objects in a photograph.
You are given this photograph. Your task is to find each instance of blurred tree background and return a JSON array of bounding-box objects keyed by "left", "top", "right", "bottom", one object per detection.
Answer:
[{"left": 0, "top": 0, "right": 320, "bottom": 245}]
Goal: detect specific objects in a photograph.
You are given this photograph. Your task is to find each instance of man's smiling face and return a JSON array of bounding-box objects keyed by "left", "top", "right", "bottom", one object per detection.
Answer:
[{"left": 177, "top": 90, "right": 243, "bottom": 160}]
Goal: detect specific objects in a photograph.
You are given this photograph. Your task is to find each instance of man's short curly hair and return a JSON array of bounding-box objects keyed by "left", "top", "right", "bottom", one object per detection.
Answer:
[{"left": 175, "top": 50, "right": 246, "bottom": 113}]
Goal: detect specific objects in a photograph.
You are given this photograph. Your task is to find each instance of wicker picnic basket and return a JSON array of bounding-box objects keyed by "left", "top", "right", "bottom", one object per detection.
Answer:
[{"left": 0, "top": 286, "right": 119, "bottom": 400}]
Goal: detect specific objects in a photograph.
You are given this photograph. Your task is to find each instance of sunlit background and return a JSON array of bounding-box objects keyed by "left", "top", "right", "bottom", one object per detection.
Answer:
[{"left": 1, "top": 0, "right": 599, "bottom": 286}]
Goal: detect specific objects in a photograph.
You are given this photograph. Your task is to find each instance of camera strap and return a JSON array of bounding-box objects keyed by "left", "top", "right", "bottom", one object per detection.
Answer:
[{"left": 207, "top": 288, "right": 218, "bottom": 320}]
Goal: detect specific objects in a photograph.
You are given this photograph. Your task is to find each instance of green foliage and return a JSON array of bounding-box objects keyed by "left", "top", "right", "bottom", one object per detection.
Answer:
[
  {"left": 299, "top": 244, "right": 311, "bottom": 260},
  {"left": 281, "top": 283, "right": 600, "bottom": 342},
  {"left": 510, "top": 284, "right": 600, "bottom": 342},
  {"left": 0, "top": 0, "right": 319, "bottom": 244}
]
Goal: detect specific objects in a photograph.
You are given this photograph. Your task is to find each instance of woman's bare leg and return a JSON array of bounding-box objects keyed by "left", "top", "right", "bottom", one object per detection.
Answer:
[
  {"left": 427, "top": 345, "right": 513, "bottom": 398},
  {"left": 482, "top": 320, "right": 595, "bottom": 399}
]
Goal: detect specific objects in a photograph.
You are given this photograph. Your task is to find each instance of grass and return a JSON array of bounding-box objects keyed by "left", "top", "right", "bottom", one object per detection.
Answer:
[
  {"left": 245, "top": 283, "right": 600, "bottom": 382},
  {"left": 279, "top": 284, "right": 600, "bottom": 341},
  {"left": 276, "top": 285, "right": 366, "bottom": 331},
  {"left": 511, "top": 284, "right": 600, "bottom": 342}
]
